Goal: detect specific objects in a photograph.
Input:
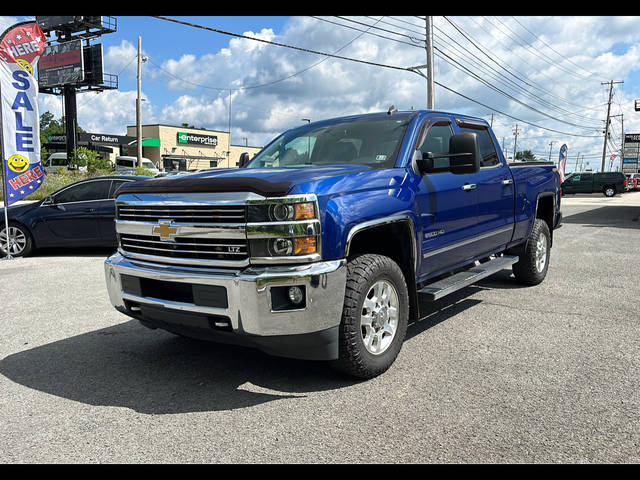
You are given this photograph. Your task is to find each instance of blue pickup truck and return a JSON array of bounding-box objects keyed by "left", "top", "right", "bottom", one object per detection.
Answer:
[{"left": 104, "top": 109, "right": 562, "bottom": 378}]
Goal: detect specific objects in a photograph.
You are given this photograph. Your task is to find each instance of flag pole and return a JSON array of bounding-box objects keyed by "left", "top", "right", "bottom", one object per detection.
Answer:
[{"left": 0, "top": 62, "right": 11, "bottom": 260}]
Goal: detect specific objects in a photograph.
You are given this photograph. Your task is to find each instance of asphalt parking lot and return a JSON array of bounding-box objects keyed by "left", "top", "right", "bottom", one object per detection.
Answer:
[{"left": 0, "top": 192, "right": 639, "bottom": 463}]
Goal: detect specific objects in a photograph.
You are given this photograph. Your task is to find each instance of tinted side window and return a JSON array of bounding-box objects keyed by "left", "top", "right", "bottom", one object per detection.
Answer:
[
  {"left": 459, "top": 127, "right": 500, "bottom": 167},
  {"left": 419, "top": 123, "right": 454, "bottom": 168},
  {"left": 55, "top": 180, "right": 111, "bottom": 203}
]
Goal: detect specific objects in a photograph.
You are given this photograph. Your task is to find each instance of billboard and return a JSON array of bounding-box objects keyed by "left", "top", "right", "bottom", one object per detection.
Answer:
[
  {"left": 36, "top": 16, "right": 80, "bottom": 31},
  {"left": 37, "top": 39, "right": 84, "bottom": 88},
  {"left": 82, "top": 43, "right": 103, "bottom": 85}
]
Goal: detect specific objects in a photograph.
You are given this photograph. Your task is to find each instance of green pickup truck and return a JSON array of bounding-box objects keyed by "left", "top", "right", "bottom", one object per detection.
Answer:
[{"left": 561, "top": 172, "right": 626, "bottom": 197}]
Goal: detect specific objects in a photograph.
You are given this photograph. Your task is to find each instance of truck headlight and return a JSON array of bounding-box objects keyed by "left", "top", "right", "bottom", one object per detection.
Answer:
[
  {"left": 250, "top": 236, "right": 317, "bottom": 257},
  {"left": 246, "top": 196, "right": 320, "bottom": 263},
  {"left": 270, "top": 238, "right": 294, "bottom": 256},
  {"left": 248, "top": 201, "right": 316, "bottom": 222}
]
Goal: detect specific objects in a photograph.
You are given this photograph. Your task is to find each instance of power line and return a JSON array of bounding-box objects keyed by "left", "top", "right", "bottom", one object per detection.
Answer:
[
  {"left": 464, "top": 16, "right": 608, "bottom": 113},
  {"left": 322, "top": 15, "right": 604, "bottom": 130},
  {"left": 150, "top": 15, "right": 604, "bottom": 138},
  {"left": 488, "top": 16, "right": 600, "bottom": 82},
  {"left": 509, "top": 16, "right": 604, "bottom": 81},
  {"left": 441, "top": 16, "right": 604, "bottom": 124},
  {"left": 147, "top": 17, "right": 385, "bottom": 93},
  {"left": 432, "top": 25, "right": 603, "bottom": 128}
]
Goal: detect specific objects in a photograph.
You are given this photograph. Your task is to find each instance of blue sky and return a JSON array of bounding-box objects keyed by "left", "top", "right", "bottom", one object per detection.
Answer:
[{"left": 3, "top": 15, "right": 640, "bottom": 171}]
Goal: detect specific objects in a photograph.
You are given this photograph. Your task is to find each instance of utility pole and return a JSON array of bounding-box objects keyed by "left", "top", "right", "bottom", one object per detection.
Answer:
[
  {"left": 610, "top": 113, "right": 623, "bottom": 172},
  {"left": 228, "top": 90, "right": 232, "bottom": 167},
  {"left": 512, "top": 124, "right": 519, "bottom": 162},
  {"left": 425, "top": 16, "right": 435, "bottom": 109},
  {"left": 601, "top": 80, "right": 623, "bottom": 172},
  {"left": 490, "top": 113, "right": 494, "bottom": 128},
  {"left": 548, "top": 141, "right": 555, "bottom": 162},
  {"left": 573, "top": 153, "right": 580, "bottom": 174},
  {"left": 136, "top": 36, "right": 143, "bottom": 168},
  {"left": 621, "top": 113, "right": 624, "bottom": 172}
]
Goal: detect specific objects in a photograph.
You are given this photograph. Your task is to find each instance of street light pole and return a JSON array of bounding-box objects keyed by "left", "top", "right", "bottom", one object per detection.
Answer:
[{"left": 136, "top": 36, "right": 142, "bottom": 168}]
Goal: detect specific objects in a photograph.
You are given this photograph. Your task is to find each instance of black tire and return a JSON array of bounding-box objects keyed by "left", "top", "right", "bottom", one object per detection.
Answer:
[
  {"left": 512, "top": 218, "right": 550, "bottom": 286},
  {"left": 330, "top": 254, "right": 409, "bottom": 379},
  {"left": 0, "top": 222, "right": 33, "bottom": 258},
  {"left": 603, "top": 185, "right": 616, "bottom": 197}
]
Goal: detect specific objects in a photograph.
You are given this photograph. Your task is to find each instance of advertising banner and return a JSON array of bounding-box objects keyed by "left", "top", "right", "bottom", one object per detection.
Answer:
[
  {"left": 558, "top": 144, "right": 567, "bottom": 183},
  {"left": 0, "top": 21, "right": 46, "bottom": 207}
]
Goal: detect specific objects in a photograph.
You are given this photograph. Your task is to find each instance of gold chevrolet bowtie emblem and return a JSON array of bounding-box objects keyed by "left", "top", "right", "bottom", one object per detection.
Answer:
[{"left": 152, "top": 220, "right": 179, "bottom": 241}]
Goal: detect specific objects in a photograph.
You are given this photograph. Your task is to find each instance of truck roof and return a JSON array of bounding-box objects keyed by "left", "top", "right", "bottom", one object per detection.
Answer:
[{"left": 291, "top": 109, "right": 490, "bottom": 130}]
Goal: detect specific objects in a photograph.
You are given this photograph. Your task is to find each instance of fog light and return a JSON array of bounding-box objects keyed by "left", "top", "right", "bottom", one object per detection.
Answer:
[
  {"left": 288, "top": 286, "right": 304, "bottom": 305},
  {"left": 270, "top": 237, "right": 293, "bottom": 255}
]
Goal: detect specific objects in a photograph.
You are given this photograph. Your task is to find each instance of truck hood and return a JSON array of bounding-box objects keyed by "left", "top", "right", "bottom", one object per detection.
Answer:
[{"left": 115, "top": 165, "right": 372, "bottom": 198}]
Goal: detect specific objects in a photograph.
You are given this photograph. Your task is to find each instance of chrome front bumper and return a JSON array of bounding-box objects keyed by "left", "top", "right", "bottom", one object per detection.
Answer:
[{"left": 104, "top": 253, "right": 347, "bottom": 359}]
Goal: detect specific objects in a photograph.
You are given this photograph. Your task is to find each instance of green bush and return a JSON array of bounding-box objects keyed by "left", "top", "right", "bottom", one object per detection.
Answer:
[{"left": 2, "top": 170, "right": 97, "bottom": 203}]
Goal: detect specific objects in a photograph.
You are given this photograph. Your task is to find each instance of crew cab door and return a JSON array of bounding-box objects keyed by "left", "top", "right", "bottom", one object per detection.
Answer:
[
  {"left": 456, "top": 120, "right": 515, "bottom": 252},
  {"left": 412, "top": 117, "right": 480, "bottom": 279}
]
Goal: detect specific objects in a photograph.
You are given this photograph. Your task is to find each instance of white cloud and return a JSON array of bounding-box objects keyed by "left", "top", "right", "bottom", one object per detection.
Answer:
[{"left": 22, "top": 15, "right": 640, "bottom": 168}]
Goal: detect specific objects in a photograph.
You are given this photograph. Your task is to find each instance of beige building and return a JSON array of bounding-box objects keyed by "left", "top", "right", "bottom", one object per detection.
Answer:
[{"left": 124, "top": 124, "right": 262, "bottom": 171}]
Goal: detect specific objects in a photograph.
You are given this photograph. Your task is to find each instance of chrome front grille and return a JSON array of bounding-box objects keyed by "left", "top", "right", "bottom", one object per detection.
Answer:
[
  {"left": 114, "top": 192, "right": 258, "bottom": 268},
  {"left": 117, "top": 204, "right": 246, "bottom": 223}
]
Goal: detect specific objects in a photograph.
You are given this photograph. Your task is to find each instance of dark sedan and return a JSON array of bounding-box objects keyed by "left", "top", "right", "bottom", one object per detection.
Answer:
[{"left": 1, "top": 175, "right": 142, "bottom": 257}]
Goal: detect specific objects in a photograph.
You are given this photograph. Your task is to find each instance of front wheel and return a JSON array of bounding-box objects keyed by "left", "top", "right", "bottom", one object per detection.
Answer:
[
  {"left": 512, "top": 218, "right": 550, "bottom": 286},
  {"left": 0, "top": 222, "right": 33, "bottom": 257},
  {"left": 330, "top": 254, "right": 409, "bottom": 379}
]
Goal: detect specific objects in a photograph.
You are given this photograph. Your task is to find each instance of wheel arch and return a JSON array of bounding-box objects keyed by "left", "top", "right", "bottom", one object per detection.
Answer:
[{"left": 344, "top": 215, "right": 419, "bottom": 322}]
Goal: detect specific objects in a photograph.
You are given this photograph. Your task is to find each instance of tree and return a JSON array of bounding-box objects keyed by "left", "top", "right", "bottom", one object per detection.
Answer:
[
  {"left": 515, "top": 149, "right": 536, "bottom": 162},
  {"left": 39, "top": 111, "right": 87, "bottom": 159}
]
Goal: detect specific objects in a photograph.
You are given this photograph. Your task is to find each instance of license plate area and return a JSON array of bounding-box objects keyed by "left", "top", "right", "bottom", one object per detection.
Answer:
[{"left": 121, "top": 274, "right": 228, "bottom": 309}]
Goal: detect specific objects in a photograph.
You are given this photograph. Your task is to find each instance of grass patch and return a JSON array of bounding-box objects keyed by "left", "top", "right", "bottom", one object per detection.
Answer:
[{"left": 1, "top": 169, "right": 150, "bottom": 203}]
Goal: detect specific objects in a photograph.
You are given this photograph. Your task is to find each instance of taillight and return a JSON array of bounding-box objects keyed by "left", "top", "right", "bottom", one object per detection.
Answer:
[{"left": 624, "top": 179, "right": 627, "bottom": 186}]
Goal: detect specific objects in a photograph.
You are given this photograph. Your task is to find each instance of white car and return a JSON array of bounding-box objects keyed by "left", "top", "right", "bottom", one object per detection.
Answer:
[
  {"left": 43, "top": 152, "right": 87, "bottom": 173},
  {"left": 114, "top": 156, "right": 159, "bottom": 176}
]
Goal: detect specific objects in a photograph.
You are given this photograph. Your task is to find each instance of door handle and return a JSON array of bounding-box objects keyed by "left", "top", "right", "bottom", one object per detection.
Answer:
[
  {"left": 502, "top": 178, "right": 513, "bottom": 185},
  {"left": 461, "top": 183, "right": 476, "bottom": 191}
]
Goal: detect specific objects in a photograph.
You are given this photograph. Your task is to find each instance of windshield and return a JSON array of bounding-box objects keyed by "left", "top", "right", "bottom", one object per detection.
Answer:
[{"left": 245, "top": 115, "right": 411, "bottom": 169}]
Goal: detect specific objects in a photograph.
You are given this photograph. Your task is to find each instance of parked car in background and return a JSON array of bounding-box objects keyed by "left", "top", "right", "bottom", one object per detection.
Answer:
[
  {"left": 0, "top": 175, "right": 142, "bottom": 257},
  {"left": 115, "top": 156, "right": 159, "bottom": 176},
  {"left": 629, "top": 173, "right": 640, "bottom": 191},
  {"left": 561, "top": 171, "right": 625, "bottom": 197},
  {"left": 43, "top": 152, "right": 88, "bottom": 173},
  {"left": 624, "top": 174, "right": 636, "bottom": 192}
]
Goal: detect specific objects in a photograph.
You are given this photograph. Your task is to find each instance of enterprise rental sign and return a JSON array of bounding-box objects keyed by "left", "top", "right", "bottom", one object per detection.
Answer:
[{"left": 177, "top": 131, "right": 218, "bottom": 146}]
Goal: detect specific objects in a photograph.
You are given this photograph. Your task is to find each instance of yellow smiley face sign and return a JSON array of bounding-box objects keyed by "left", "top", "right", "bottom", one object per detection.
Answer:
[
  {"left": 7, "top": 154, "right": 30, "bottom": 173},
  {"left": 16, "top": 59, "right": 33, "bottom": 76}
]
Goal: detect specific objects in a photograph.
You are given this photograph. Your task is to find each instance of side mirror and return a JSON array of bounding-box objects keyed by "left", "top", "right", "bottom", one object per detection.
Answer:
[
  {"left": 238, "top": 152, "right": 250, "bottom": 168},
  {"left": 41, "top": 195, "right": 55, "bottom": 206},
  {"left": 415, "top": 132, "right": 482, "bottom": 175}
]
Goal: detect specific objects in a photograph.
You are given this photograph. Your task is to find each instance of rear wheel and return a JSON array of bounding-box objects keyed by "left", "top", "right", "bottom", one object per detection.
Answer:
[
  {"left": 330, "top": 254, "right": 409, "bottom": 379},
  {"left": 603, "top": 185, "right": 616, "bottom": 197},
  {"left": 512, "top": 218, "right": 550, "bottom": 286},
  {"left": 0, "top": 222, "right": 33, "bottom": 257}
]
